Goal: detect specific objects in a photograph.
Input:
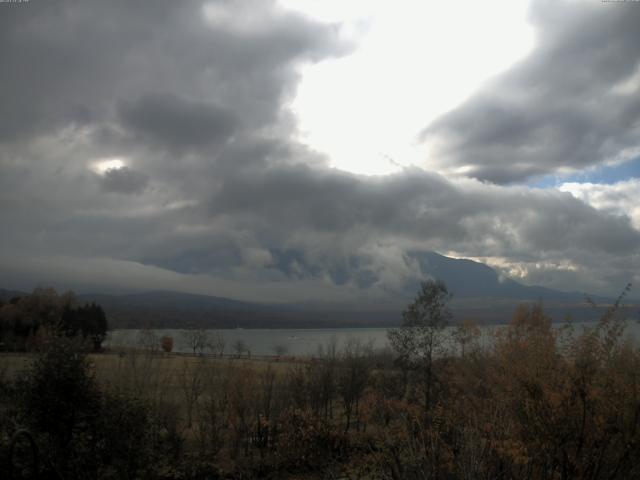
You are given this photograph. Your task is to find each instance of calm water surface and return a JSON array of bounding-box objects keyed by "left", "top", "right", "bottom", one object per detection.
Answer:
[{"left": 105, "top": 321, "right": 640, "bottom": 357}]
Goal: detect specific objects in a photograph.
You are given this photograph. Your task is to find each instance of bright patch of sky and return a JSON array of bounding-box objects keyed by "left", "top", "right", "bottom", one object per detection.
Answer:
[
  {"left": 280, "top": 0, "right": 534, "bottom": 176},
  {"left": 90, "top": 157, "right": 127, "bottom": 174},
  {"left": 560, "top": 178, "right": 640, "bottom": 231}
]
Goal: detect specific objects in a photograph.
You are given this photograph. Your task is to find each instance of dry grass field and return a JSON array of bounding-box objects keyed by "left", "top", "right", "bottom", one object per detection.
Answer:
[
  {"left": 1, "top": 350, "right": 300, "bottom": 378},
  {"left": 1, "top": 349, "right": 301, "bottom": 407}
]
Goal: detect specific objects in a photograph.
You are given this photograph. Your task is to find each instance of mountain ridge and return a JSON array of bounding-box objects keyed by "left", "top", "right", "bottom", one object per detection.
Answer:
[{"left": 1, "top": 252, "right": 634, "bottom": 328}]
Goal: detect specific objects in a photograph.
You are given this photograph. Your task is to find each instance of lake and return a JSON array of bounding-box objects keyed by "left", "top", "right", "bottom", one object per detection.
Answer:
[{"left": 105, "top": 320, "right": 640, "bottom": 357}]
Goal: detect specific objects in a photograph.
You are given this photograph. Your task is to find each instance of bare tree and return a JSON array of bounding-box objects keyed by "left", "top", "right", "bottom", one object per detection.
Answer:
[
  {"left": 233, "top": 339, "right": 247, "bottom": 358},
  {"left": 179, "top": 358, "right": 206, "bottom": 428},
  {"left": 272, "top": 344, "right": 288, "bottom": 358},
  {"left": 338, "top": 337, "right": 374, "bottom": 431},
  {"left": 182, "top": 327, "right": 209, "bottom": 355},
  {"left": 208, "top": 330, "right": 226, "bottom": 357},
  {"left": 452, "top": 319, "right": 481, "bottom": 357},
  {"left": 196, "top": 359, "right": 229, "bottom": 456},
  {"left": 306, "top": 337, "right": 339, "bottom": 419},
  {"left": 388, "top": 279, "right": 452, "bottom": 411},
  {"left": 137, "top": 327, "right": 159, "bottom": 355},
  {"left": 112, "top": 341, "right": 175, "bottom": 407},
  {"left": 255, "top": 366, "right": 278, "bottom": 453}
]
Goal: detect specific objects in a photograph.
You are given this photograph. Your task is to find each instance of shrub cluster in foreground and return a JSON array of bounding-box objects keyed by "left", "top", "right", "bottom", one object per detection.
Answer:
[{"left": 1, "top": 285, "right": 639, "bottom": 479}]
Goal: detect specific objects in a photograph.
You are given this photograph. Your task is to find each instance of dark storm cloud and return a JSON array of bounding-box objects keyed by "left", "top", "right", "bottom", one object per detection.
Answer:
[
  {"left": 0, "top": 0, "right": 347, "bottom": 143},
  {"left": 196, "top": 158, "right": 640, "bottom": 296},
  {"left": 119, "top": 94, "right": 239, "bottom": 152},
  {"left": 1, "top": 0, "right": 639, "bottom": 300},
  {"left": 100, "top": 167, "right": 149, "bottom": 195},
  {"left": 421, "top": 0, "right": 640, "bottom": 184},
  {"left": 204, "top": 163, "right": 640, "bottom": 255}
]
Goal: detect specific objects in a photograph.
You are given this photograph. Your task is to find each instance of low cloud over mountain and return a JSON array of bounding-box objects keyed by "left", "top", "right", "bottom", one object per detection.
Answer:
[{"left": 1, "top": 0, "right": 639, "bottom": 303}]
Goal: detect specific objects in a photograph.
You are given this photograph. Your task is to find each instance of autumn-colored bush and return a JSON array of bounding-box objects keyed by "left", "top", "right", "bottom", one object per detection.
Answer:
[
  {"left": 273, "top": 407, "right": 348, "bottom": 473},
  {"left": 160, "top": 335, "right": 174, "bottom": 353}
]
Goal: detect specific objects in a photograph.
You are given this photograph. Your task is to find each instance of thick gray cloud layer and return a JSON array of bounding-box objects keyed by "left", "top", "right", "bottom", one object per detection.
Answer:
[
  {"left": 100, "top": 167, "right": 149, "bottom": 195},
  {"left": 1, "top": 0, "right": 639, "bottom": 301},
  {"left": 119, "top": 94, "right": 239, "bottom": 153},
  {"left": 421, "top": 1, "right": 640, "bottom": 184}
]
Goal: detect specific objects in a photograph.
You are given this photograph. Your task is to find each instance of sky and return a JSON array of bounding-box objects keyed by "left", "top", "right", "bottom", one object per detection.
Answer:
[{"left": 1, "top": 0, "right": 640, "bottom": 303}]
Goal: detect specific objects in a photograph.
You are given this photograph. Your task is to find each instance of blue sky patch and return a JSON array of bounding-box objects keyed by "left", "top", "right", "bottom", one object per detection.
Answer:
[{"left": 532, "top": 156, "right": 640, "bottom": 188}]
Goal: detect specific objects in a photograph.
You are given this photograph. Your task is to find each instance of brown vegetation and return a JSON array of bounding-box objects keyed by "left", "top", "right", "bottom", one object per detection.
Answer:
[{"left": 1, "top": 284, "right": 639, "bottom": 479}]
